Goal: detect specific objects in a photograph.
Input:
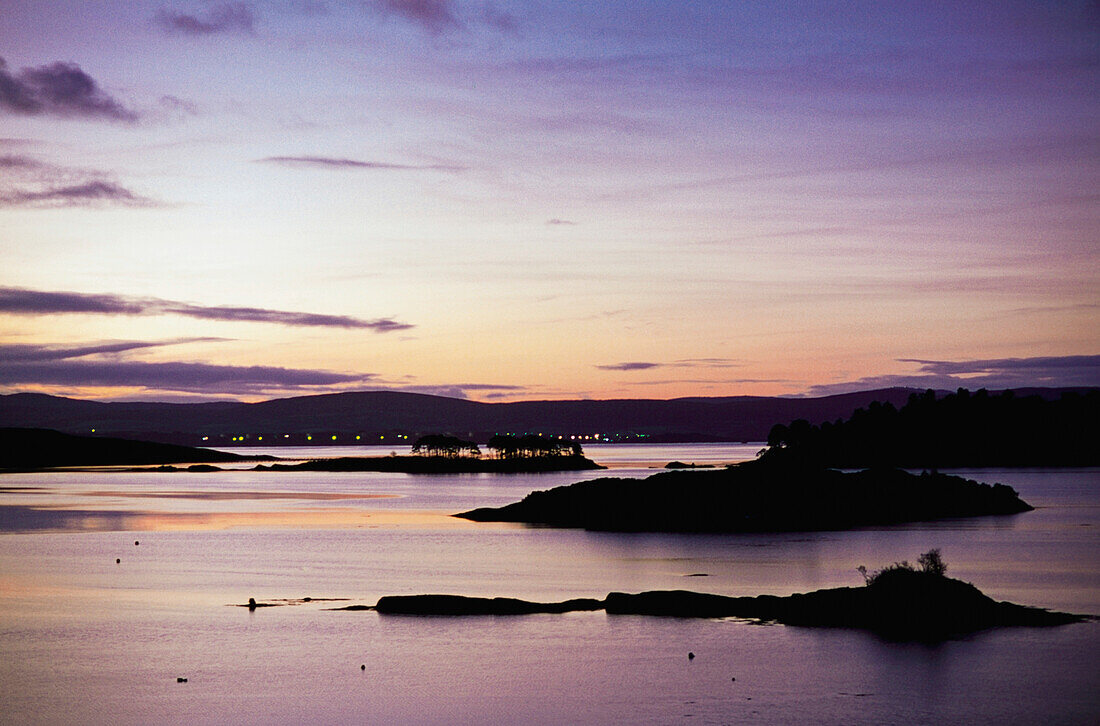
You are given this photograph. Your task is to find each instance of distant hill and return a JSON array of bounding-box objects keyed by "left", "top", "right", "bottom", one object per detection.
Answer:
[{"left": 0, "top": 387, "right": 1093, "bottom": 446}]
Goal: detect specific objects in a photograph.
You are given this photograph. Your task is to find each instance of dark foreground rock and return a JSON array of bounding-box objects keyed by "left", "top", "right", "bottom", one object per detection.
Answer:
[
  {"left": 457, "top": 458, "right": 1031, "bottom": 532},
  {"left": 0, "top": 428, "right": 258, "bottom": 470},
  {"left": 254, "top": 454, "right": 604, "bottom": 474},
  {"left": 367, "top": 571, "right": 1088, "bottom": 640}
]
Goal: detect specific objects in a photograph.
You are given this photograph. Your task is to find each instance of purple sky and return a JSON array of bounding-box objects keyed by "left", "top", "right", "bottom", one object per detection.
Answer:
[{"left": 1, "top": 1, "right": 1097, "bottom": 401}]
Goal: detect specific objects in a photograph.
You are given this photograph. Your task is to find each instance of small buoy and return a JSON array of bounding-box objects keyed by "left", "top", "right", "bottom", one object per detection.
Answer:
[
  {"left": 135, "top": 541, "right": 140, "bottom": 546},
  {"left": 688, "top": 652, "right": 695, "bottom": 660},
  {"left": 360, "top": 664, "right": 366, "bottom": 671},
  {"left": 177, "top": 677, "right": 187, "bottom": 683},
  {"left": 731, "top": 677, "right": 736, "bottom": 682},
  {"left": 116, "top": 558, "right": 120, "bottom": 564}
]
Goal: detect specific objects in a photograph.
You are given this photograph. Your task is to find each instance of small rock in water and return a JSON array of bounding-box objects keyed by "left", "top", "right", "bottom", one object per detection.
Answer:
[
  {"left": 361, "top": 664, "right": 366, "bottom": 671},
  {"left": 731, "top": 677, "right": 736, "bottom": 682},
  {"left": 177, "top": 677, "right": 188, "bottom": 683},
  {"left": 115, "top": 558, "right": 120, "bottom": 564},
  {"left": 135, "top": 541, "right": 140, "bottom": 546},
  {"left": 688, "top": 652, "right": 695, "bottom": 660},
  {"left": 248, "top": 597, "right": 257, "bottom": 610}
]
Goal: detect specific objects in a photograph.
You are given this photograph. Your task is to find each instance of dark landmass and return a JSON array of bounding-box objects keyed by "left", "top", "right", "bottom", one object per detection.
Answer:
[
  {"left": 374, "top": 594, "right": 605, "bottom": 615},
  {"left": 365, "top": 570, "right": 1087, "bottom": 640},
  {"left": 146, "top": 464, "right": 226, "bottom": 472},
  {"left": 764, "top": 388, "right": 1100, "bottom": 467},
  {"left": 0, "top": 387, "right": 979, "bottom": 445},
  {"left": 665, "top": 461, "right": 715, "bottom": 469},
  {"left": 457, "top": 457, "right": 1031, "bottom": 532},
  {"left": 0, "top": 428, "right": 260, "bottom": 470},
  {"left": 253, "top": 454, "right": 603, "bottom": 474}
]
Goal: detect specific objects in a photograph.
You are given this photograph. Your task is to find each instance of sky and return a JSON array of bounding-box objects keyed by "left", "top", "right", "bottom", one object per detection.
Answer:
[{"left": 0, "top": 1, "right": 1097, "bottom": 402}]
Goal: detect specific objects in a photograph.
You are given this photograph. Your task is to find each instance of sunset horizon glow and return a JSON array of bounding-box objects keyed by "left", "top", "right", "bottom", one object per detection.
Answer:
[{"left": 1, "top": 1, "right": 1097, "bottom": 403}]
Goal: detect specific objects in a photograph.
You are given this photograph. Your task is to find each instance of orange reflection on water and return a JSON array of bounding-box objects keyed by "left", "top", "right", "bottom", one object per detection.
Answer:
[
  {"left": 5, "top": 506, "right": 493, "bottom": 533},
  {"left": 83, "top": 490, "right": 400, "bottom": 501}
]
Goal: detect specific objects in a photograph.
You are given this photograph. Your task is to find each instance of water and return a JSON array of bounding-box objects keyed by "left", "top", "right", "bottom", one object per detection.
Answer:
[{"left": 1, "top": 445, "right": 1097, "bottom": 724}]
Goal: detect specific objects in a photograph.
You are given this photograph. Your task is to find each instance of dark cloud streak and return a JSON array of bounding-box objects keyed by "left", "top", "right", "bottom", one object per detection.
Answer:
[
  {"left": 0, "top": 287, "right": 413, "bottom": 332},
  {"left": 0, "top": 338, "right": 227, "bottom": 363},
  {"left": 259, "top": 156, "right": 464, "bottom": 172},
  {"left": 0, "top": 360, "right": 373, "bottom": 393}
]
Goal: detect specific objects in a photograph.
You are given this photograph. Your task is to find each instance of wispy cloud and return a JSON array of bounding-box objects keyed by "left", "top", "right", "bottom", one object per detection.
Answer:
[
  {"left": 546, "top": 218, "right": 576, "bottom": 226},
  {"left": 0, "top": 338, "right": 227, "bottom": 363},
  {"left": 0, "top": 57, "right": 137, "bottom": 121},
  {"left": 370, "top": 0, "right": 460, "bottom": 33},
  {"left": 596, "top": 358, "right": 742, "bottom": 372},
  {"left": 804, "top": 355, "right": 1100, "bottom": 396},
  {"left": 0, "top": 180, "right": 154, "bottom": 207},
  {"left": 259, "top": 155, "right": 464, "bottom": 171},
  {"left": 0, "top": 153, "right": 157, "bottom": 208},
  {"left": 0, "top": 287, "right": 414, "bottom": 332},
  {"left": 155, "top": 3, "right": 256, "bottom": 35},
  {"left": 595, "top": 361, "right": 662, "bottom": 371}
]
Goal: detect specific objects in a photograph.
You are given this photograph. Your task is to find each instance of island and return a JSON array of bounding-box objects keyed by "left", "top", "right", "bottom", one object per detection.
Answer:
[
  {"left": 359, "top": 552, "right": 1087, "bottom": 640},
  {"left": 252, "top": 453, "right": 603, "bottom": 474},
  {"left": 456, "top": 456, "right": 1031, "bottom": 532}
]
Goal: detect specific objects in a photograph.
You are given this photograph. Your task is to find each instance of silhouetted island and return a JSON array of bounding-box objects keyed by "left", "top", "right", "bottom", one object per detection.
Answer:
[
  {"left": 366, "top": 564, "right": 1086, "bottom": 640},
  {"left": 457, "top": 457, "right": 1031, "bottom": 532},
  {"left": 253, "top": 454, "right": 603, "bottom": 474},
  {"left": 0, "top": 428, "right": 259, "bottom": 470}
]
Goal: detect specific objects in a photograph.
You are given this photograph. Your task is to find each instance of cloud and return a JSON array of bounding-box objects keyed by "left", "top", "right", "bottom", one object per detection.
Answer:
[
  {"left": 0, "top": 57, "right": 137, "bottom": 121},
  {"left": 596, "top": 362, "right": 663, "bottom": 371},
  {"left": 161, "top": 302, "right": 414, "bottom": 331},
  {"left": 0, "top": 338, "right": 227, "bottom": 363},
  {"left": 804, "top": 355, "right": 1100, "bottom": 397},
  {"left": 0, "top": 153, "right": 157, "bottom": 208},
  {"left": 546, "top": 218, "right": 576, "bottom": 226},
  {"left": 0, "top": 154, "right": 43, "bottom": 169},
  {"left": 0, "top": 360, "right": 373, "bottom": 393},
  {"left": 0, "top": 287, "right": 413, "bottom": 332},
  {"left": 259, "top": 155, "right": 464, "bottom": 171},
  {"left": 596, "top": 358, "right": 742, "bottom": 372},
  {"left": 156, "top": 3, "right": 256, "bottom": 35},
  {"left": 370, "top": 0, "right": 459, "bottom": 33},
  {"left": 0, "top": 180, "right": 153, "bottom": 207},
  {"left": 899, "top": 355, "right": 1100, "bottom": 377}
]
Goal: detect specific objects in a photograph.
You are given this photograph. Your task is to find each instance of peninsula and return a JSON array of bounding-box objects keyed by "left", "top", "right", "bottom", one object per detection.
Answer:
[{"left": 0, "top": 428, "right": 257, "bottom": 470}]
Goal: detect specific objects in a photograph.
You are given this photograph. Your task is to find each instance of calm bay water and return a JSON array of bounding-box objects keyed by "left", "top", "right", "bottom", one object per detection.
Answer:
[{"left": 1, "top": 444, "right": 1097, "bottom": 724}]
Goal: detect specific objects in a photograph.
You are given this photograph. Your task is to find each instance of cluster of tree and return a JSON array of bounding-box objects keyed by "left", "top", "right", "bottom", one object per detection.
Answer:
[
  {"left": 486, "top": 434, "right": 583, "bottom": 459},
  {"left": 410, "top": 434, "right": 481, "bottom": 458},
  {"left": 858, "top": 548, "right": 946, "bottom": 585},
  {"left": 763, "top": 388, "right": 1099, "bottom": 468}
]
